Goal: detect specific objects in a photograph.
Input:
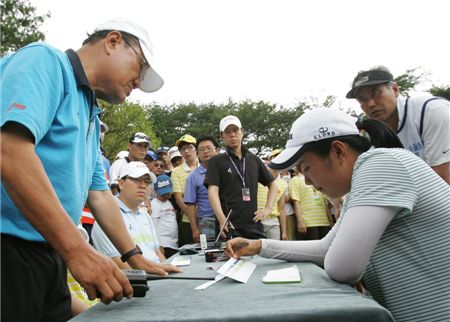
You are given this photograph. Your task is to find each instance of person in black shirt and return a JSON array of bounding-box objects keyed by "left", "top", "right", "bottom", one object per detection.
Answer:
[{"left": 207, "top": 115, "right": 278, "bottom": 239}]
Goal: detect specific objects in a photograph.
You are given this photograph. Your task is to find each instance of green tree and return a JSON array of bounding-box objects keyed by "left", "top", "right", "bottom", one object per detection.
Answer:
[
  {"left": 100, "top": 101, "right": 159, "bottom": 160},
  {"left": 429, "top": 85, "right": 450, "bottom": 100},
  {"left": 0, "top": 0, "right": 50, "bottom": 55},
  {"left": 146, "top": 99, "right": 305, "bottom": 154},
  {"left": 394, "top": 67, "right": 428, "bottom": 96}
]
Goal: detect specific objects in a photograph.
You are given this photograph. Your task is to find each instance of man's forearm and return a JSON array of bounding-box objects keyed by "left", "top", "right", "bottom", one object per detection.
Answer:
[
  {"left": 264, "top": 181, "right": 279, "bottom": 211},
  {"left": 293, "top": 201, "right": 306, "bottom": 225},
  {"left": 185, "top": 204, "right": 199, "bottom": 231},
  {"left": 174, "top": 193, "right": 189, "bottom": 214},
  {"left": 208, "top": 186, "right": 226, "bottom": 223}
]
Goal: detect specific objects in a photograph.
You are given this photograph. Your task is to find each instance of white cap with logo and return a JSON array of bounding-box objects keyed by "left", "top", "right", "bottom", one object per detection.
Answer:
[
  {"left": 269, "top": 108, "right": 358, "bottom": 170},
  {"left": 168, "top": 146, "right": 182, "bottom": 161},
  {"left": 94, "top": 18, "right": 164, "bottom": 93},
  {"left": 219, "top": 115, "right": 242, "bottom": 132},
  {"left": 119, "top": 161, "right": 151, "bottom": 179}
]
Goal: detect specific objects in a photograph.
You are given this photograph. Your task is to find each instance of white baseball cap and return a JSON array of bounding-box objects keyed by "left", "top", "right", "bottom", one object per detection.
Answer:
[
  {"left": 119, "top": 161, "right": 151, "bottom": 179},
  {"left": 168, "top": 146, "right": 182, "bottom": 161},
  {"left": 94, "top": 18, "right": 164, "bottom": 93},
  {"left": 219, "top": 115, "right": 242, "bottom": 132},
  {"left": 269, "top": 108, "right": 359, "bottom": 170},
  {"left": 130, "top": 132, "right": 150, "bottom": 144}
]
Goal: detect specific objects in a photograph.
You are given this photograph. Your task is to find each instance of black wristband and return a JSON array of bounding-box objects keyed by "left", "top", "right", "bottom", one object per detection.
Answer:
[{"left": 121, "top": 245, "right": 143, "bottom": 263}]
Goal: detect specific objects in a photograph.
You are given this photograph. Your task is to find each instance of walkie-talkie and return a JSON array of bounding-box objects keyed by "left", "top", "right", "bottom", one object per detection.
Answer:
[{"left": 96, "top": 270, "right": 215, "bottom": 298}]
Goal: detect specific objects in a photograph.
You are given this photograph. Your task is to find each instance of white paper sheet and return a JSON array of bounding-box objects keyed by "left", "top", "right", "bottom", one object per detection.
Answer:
[
  {"left": 262, "top": 265, "right": 301, "bottom": 284},
  {"left": 217, "top": 258, "right": 256, "bottom": 283},
  {"left": 171, "top": 256, "right": 191, "bottom": 266}
]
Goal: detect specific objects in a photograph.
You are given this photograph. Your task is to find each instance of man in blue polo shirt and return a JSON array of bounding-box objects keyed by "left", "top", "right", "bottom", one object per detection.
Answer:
[
  {"left": 1, "top": 18, "right": 179, "bottom": 321},
  {"left": 184, "top": 135, "right": 221, "bottom": 242}
]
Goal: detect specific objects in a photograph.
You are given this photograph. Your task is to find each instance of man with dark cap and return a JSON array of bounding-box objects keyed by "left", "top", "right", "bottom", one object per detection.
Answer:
[{"left": 347, "top": 65, "right": 449, "bottom": 183}]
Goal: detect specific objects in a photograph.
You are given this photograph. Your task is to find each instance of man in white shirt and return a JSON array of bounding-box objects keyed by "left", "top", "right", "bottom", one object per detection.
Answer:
[
  {"left": 346, "top": 65, "right": 450, "bottom": 183},
  {"left": 109, "top": 132, "right": 151, "bottom": 184},
  {"left": 92, "top": 161, "right": 181, "bottom": 273}
]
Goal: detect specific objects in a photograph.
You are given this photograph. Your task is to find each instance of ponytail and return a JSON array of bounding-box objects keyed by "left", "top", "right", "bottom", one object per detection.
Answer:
[{"left": 356, "top": 118, "right": 403, "bottom": 149}]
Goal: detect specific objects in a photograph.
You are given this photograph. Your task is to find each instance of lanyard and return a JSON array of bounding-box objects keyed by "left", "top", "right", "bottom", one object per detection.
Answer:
[{"left": 227, "top": 153, "right": 246, "bottom": 188}]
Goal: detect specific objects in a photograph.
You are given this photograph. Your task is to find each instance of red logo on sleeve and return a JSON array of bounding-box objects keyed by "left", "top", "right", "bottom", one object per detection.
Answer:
[{"left": 7, "top": 102, "right": 27, "bottom": 111}]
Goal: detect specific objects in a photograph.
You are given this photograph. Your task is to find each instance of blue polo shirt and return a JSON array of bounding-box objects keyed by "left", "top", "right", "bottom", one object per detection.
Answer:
[
  {"left": 184, "top": 163, "right": 215, "bottom": 219},
  {"left": 1, "top": 43, "right": 108, "bottom": 242}
]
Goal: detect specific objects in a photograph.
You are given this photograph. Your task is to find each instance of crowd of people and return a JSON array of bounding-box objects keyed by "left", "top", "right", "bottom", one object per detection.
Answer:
[{"left": 1, "top": 17, "right": 449, "bottom": 322}]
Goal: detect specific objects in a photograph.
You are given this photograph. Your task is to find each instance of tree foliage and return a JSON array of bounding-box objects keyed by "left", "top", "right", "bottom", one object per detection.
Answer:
[
  {"left": 429, "top": 85, "right": 450, "bottom": 100},
  {"left": 99, "top": 100, "right": 159, "bottom": 160},
  {"left": 145, "top": 99, "right": 308, "bottom": 154},
  {"left": 394, "top": 67, "right": 428, "bottom": 96},
  {"left": 0, "top": 0, "right": 50, "bottom": 55}
]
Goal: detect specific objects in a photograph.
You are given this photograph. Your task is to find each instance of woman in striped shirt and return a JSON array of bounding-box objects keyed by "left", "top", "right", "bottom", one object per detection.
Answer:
[{"left": 226, "top": 108, "right": 449, "bottom": 322}]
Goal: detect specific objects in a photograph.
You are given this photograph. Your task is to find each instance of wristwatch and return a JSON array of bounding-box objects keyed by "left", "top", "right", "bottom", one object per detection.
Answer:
[{"left": 120, "top": 245, "right": 143, "bottom": 263}]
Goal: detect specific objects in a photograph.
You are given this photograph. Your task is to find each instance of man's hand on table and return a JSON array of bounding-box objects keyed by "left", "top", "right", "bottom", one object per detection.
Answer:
[{"left": 128, "top": 255, "right": 183, "bottom": 276}]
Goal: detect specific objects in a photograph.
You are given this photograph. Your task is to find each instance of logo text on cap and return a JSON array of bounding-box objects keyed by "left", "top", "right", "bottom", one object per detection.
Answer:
[{"left": 314, "top": 127, "right": 336, "bottom": 140}]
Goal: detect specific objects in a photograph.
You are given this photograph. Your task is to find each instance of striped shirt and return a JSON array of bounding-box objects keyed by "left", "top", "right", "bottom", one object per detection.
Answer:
[
  {"left": 289, "top": 175, "right": 330, "bottom": 227},
  {"left": 343, "top": 148, "right": 450, "bottom": 322},
  {"left": 171, "top": 161, "right": 198, "bottom": 222},
  {"left": 257, "top": 178, "right": 288, "bottom": 218}
]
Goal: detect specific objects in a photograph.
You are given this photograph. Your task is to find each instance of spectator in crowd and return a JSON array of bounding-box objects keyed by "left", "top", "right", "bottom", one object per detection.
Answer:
[
  {"left": 143, "top": 149, "right": 158, "bottom": 173},
  {"left": 257, "top": 149, "right": 288, "bottom": 240},
  {"left": 289, "top": 166, "right": 334, "bottom": 240},
  {"left": 257, "top": 180, "right": 288, "bottom": 240},
  {"left": 280, "top": 168, "right": 297, "bottom": 240},
  {"left": 91, "top": 162, "right": 181, "bottom": 274},
  {"left": 172, "top": 134, "right": 199, "bottom": 246},
  {"left": 152, "top": 158, "right": 166, "bottom": 177},
  {"left": 208, "top": 115, "right": 278, "bottom": 239},
  {"left": 156, "top": 145, "right": 171, "bottom": 173},
  {"left": 227, "top": 108, "right": 449, "bottom": 322},
  {"left": 347, "top": 65, "right": 450, "bottom": 183},
  {"left": 184, "top": 135, "right": 220, "bottom": 242},
  {"left": 168, "top": 146, "right": 184, "bottom": 171},
  {"left": 109, "top": 132, "right": 151, "bottom": 184},
  {"left": 1, "top": 18, "right": 169, "bottom": 320},
  {"left": 151, "top": 175, "right": 178, "bottom": 258}
]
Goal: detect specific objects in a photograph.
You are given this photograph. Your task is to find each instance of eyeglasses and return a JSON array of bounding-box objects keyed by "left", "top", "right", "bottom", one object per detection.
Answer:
[
  {"left": 154, "top": 163, "right": 165, "bottom": 168},
  {"left": 123, "top": 176, "right": 152, "bottom": 186},
  {"left": 198, "top": 146, "right": 215, "bottom": 153},
  {"left": 122, "top": 35, "right": 149, "bottom": 82},
  {"left": 180, "top": 145, "right": 195, "bottom": 153}
]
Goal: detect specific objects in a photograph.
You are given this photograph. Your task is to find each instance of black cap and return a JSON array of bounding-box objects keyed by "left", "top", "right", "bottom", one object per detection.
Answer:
[{"left": 346, "top": 69, "right": 394, "bottom": 99}]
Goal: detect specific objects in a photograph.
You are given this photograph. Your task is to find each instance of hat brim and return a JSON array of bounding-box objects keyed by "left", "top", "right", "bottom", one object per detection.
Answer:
[
  {"left": 140, "top": 67, "right": 164, "bottom": 93},
  {"left": 346, "top": 80, "right": 390, "bottom": 99},
  {"left": 268, "top": 145, "right": 308, "bottom": 171},
  {"left": 156, "top": 187, "right": 172, "bottom": 195},
  {"left": 121, "top": 169, "right": 151, "bottom": 179},
  {"left": 131, "top": 139, "right": 150, "bottom": 144}
]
